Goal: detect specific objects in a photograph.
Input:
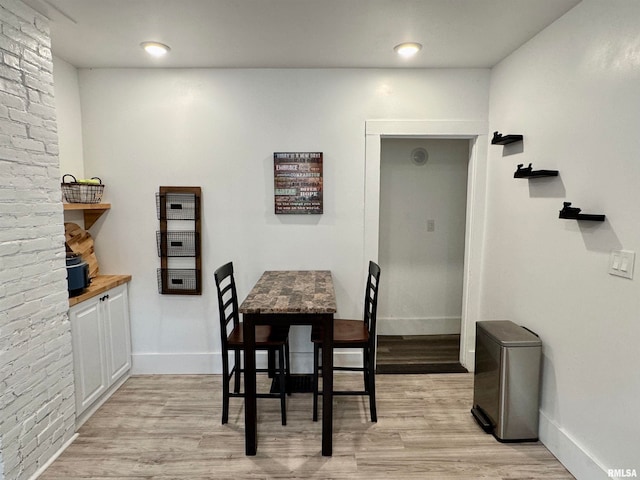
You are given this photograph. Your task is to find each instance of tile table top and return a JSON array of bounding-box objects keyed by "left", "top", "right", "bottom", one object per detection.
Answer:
[{"left": 239, "top": 270, "right": 337, "bottom": 314}]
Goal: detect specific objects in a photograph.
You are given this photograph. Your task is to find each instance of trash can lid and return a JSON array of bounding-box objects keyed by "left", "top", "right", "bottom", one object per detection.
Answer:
[{"left": 477, "top": 320, "right": 541, "bottom": 347}]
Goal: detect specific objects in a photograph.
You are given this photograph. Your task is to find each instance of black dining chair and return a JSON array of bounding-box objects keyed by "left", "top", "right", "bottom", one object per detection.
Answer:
[
  {"left": 214, "top": 262, "right": 290, "bottom": 425},
  {"left": 311, "top": 261, "right": 381, "bottom": 422}
]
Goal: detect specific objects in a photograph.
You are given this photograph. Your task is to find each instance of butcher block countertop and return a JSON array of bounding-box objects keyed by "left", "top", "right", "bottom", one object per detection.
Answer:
[{"left": 69, "top": 274, "right": 132, "bottom": 307}]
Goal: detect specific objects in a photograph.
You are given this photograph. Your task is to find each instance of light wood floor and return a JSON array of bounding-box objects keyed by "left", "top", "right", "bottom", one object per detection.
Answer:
[{"left": 41, "top": 374, "right": 574, "bottom": 480}]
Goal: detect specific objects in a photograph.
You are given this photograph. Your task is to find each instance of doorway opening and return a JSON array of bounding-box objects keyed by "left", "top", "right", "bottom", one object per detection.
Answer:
[
  {"left": 376, "top": 138, "right": 469, "bottom": 374},
  {"left": 364, "top": 119, "right": 489, "bottom": 373}
]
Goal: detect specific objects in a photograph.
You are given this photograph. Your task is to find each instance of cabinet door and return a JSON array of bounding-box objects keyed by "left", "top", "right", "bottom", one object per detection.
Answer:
[
  {"left": 70, "top": 297, "right": 107, "bottom": 413},
  {"left": 103, "top": 284, "right": 132, "bottom": 383}
]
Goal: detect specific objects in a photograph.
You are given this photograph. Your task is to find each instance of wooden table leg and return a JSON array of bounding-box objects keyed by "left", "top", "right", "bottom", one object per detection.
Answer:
[
  {"left": 243, "top": 313, "right": 257, "bottom": 455},
  {"left": 321, "top": 313, "right": 333, "bottom": 456}
]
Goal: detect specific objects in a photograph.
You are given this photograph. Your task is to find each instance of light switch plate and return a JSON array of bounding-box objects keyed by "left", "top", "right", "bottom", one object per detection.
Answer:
[
  {"left": 609, "top": 250, "right": 635, "bottom": 279},
  {"left": 427, "top": 219, "right": 435, "bottom": 232}
]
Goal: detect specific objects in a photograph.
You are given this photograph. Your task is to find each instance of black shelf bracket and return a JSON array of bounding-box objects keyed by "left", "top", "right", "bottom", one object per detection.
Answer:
[
  {"left": 514, "top": 163, "right": 559, "bottom": 178},
  {"left": 492, "top": 131, "right": 523, "bottom": 145},
  {"left": 559, "top": 202, "right": 605, "bottom": 222}
]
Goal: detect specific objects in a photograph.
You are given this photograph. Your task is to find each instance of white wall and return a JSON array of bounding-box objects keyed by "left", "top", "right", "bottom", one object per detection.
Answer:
[
  {"left": 53, "top": 56, "right": 84, "bottom": 227},
  {"left": 485, "top": 1, "right": 640, "bottom": 477},
  {"left": 53, "top": 56, "right": 83, "bottom": 179},
  {"left": 74, "top": 68, "right": 489, "bottom": 373},
  {"left": 378, "top": 138, "right": 469, "bottom": 335}
]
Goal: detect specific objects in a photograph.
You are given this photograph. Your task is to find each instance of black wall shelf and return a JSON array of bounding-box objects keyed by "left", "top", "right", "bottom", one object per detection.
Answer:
[
  {"left": 492, "top": 131, "right": 523, "bottom": 145},
  {"left": 559, "top": 202, "right": 605, "bottom": 222},
  {"left": 514, "top": 163, "right": 559, "bottom": 178}
]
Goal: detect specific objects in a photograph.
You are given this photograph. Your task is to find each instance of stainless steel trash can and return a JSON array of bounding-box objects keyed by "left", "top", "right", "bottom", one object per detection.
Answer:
[{"left": 471, "top": 320, "right": 541, "bottom": 442}]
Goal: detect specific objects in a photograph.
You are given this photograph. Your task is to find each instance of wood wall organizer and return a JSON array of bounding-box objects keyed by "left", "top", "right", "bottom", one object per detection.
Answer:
[
  {"left": 558, "top": 202, "right": 605, "bottom": 222},
  {"left": 514, "top": 163, "right": 559, "bottom": 178},
  {"left": 492, "top": 131, "right": 523, "bottom": 145},
  {"left": 156, "top": 186, "right": 202, "bottom": 295}
]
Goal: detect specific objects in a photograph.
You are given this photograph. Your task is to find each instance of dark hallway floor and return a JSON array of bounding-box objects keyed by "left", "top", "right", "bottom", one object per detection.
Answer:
[{"left": 376, "top": 334, "right": 467, "bottom": 374}]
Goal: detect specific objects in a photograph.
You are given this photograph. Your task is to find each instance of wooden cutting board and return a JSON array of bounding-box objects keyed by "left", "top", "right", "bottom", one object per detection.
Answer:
[{"left": 65, "top": 222, "right": 99, "bottom": 278}]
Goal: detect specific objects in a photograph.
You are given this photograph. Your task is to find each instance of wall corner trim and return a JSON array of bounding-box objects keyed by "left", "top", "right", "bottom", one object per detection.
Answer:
[
  {"left": 539, "top": 410, "right": 609, "bottom": 480},
  {"left": 365, "top": 119, "right": 489, "bottom": 136}
]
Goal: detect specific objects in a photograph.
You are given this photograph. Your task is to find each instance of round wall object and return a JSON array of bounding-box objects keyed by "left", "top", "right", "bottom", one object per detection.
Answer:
[{"left": 411, "top": 147, "right": 428, "bottom": 165}]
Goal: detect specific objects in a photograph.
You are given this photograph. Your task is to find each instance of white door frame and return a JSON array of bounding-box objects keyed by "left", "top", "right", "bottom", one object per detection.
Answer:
[{"left": 364, "top": 120, "right": 488, "bottom": 371}]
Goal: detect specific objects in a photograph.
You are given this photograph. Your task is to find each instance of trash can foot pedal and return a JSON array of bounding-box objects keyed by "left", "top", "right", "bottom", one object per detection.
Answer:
[{"left": 471, "top": 407, "right": 493, "bottom": 433}]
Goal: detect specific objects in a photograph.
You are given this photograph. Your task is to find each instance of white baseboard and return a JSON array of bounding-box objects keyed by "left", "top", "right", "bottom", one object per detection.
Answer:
[
  {"left": 132, "top": 352, "right": 218, "bottom": 374},
  {"left": 30, "top": 433, "right": 78, "bottom": 480},
  {"left": 463, "top": 348, "right": 475, "bottom": 372},
  {"left": 132, "top": 350, "right": 363, "bottom": 375},
  {"left": 377, "top": 316, "right": 461, "bottom": 336},
  {"left": 539, "top": 410, "right": 609, "bottom": 480}
]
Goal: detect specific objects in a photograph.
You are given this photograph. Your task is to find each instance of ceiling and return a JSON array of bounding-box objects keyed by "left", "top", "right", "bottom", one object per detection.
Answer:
[{"left": 27, "top": 0, "right": 581, "bottom": 69}]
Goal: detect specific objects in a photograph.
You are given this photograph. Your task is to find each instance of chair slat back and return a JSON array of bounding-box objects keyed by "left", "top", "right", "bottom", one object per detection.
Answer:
[
  {"left": 214, "top": 262, "right": 240, "bottom": 347},
  {"left": 363, "top": 261, "right": 381, "bottom": 344}
]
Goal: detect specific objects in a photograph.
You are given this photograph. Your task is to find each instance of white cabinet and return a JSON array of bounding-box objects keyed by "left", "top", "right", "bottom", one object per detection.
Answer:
[
  {"left": 103, "top": 286, "right": 132, "bottom": 383},
  {"left": 70, "top": 283, "right": 131, "bottom": 425},
  {"left": 70, "top": 296, "right": 107, "bottom": 412}
]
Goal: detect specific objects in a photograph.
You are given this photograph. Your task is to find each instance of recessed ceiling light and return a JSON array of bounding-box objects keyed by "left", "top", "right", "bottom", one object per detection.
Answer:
[
  {"left": 394, "top": 42, "right": 422, "bottom": 58},
  {"left": 141, "top": 41, "right": 170, "bottom": 57}
]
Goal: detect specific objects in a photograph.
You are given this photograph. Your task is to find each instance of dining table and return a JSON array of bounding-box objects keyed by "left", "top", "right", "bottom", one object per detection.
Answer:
[{"left": 238, "top": 270, "right": 337, "bottom": 456}]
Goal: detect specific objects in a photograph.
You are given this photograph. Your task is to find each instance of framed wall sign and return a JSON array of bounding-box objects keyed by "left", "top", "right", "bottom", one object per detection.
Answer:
[{"left": 274, "top": 152, "right": 323, "bottom": 214}]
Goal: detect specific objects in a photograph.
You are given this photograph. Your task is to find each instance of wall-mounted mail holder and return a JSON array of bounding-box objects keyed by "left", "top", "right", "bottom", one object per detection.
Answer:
[{"left": 156, "top": 186, "right": 202, "bottom": 295}]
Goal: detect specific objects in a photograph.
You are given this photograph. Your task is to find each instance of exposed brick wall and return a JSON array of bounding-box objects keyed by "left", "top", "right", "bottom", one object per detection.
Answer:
[{"left": 0, "top": 1, "right": 76, "bottom": 479}]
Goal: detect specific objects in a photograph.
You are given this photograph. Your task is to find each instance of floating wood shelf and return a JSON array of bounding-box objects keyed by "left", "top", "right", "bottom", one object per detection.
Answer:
[
  {"left": 514, "top": 163, "right": 559, "bottom": 178},
  {"left": 63, "top": 203, "right": 111, "bottom": 228},
  {"left": 559, "top": 202, "right": 605, "bottom": 222},
  {"left": 492, "top": 131, "right": 523, "bottom": 145}
]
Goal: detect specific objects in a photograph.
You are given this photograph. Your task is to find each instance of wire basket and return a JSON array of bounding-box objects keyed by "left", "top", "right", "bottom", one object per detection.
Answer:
[
  {"left": 156, "top": 192, "right": 197, "bottom": 220},
  {"left": 156, "top": 231, "right": 199, "bottom": 257},
  {"left": 61, "top": 174, "right": 105, "bottom": 204},
  {"left": 157, "top": 268, "right": 201, "bottom": 294}
]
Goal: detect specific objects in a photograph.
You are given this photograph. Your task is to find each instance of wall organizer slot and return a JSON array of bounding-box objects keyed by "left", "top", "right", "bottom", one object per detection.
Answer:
[
  {"left": 156, "top": 231, "right": 199, "bottom": 257},
  {"left": 559, "top": 202, "right": 605, "bottom": 222},
  {"left": 157, "top": 268, "right": 199, "bottom": 292},
  {"left": 157, "top": 186, "right": 202, "bottom": 295},
  {"left": 156, "top": 192, "right": 197, "bottom": 220},
  {"left": 492, "top": 131, "right": 523, "bottom": 145},
  {"left": 514, "top": 163, "right": 559, "bottom": 178}
]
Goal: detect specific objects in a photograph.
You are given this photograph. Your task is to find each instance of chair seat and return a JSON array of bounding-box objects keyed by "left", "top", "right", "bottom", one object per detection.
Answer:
[
  {"left": 311, "top": 319, "right": 369, "bottom": 345},
  {"left": 228, "top": 323, "right": 289, "bottom": 347}
]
